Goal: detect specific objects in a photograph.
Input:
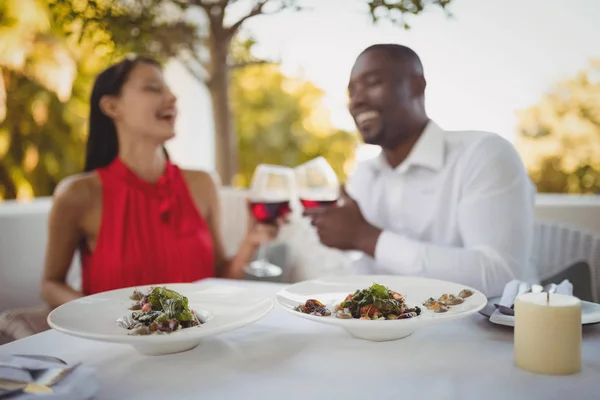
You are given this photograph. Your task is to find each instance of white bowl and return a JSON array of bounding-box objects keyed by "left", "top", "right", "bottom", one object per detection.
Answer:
[
  {"left": 276, "top": 275, "right": 487, "bottom": 342},
  {"left": 48, "top": 283, "right": 273, "bottom": 356}
]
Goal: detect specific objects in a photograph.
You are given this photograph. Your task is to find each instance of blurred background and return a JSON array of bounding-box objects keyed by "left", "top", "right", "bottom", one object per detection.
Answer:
[{"left": 1, "top": 0, "right": 599, "bottom": 199}]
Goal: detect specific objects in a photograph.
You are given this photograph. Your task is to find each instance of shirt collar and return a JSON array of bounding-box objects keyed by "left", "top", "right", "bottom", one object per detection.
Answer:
[{"left": 368, "top": 120, "right": 446, "bottom": 174}]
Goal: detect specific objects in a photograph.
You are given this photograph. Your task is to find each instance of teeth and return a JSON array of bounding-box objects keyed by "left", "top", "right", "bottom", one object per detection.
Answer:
[{"left": 356, "top": 111, "right": 379, "bottom": 124}]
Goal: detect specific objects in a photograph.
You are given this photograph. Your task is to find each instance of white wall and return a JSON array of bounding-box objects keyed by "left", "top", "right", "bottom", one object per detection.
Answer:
[
  {"left": 0, "top": 199, "right": 79, "bottom": 312},
  {"left": 535, "top": 194, "right": 600, "bottom": 235}
]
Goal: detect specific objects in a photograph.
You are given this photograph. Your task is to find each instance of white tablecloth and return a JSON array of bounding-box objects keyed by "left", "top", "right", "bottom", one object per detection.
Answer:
[{"left": 1, "top": 279, "right": 599, "bottom": 400}]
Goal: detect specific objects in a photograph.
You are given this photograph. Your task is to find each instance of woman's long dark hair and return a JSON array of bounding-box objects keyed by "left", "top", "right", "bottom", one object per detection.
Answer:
[{"left": 84, "top": 56, "right": 167, "bottom": 172}]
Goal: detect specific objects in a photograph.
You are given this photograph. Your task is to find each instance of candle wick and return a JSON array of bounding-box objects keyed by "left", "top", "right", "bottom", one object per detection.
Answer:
[{"left": 546, "top": 291, "right": 550, "bottom": 304}]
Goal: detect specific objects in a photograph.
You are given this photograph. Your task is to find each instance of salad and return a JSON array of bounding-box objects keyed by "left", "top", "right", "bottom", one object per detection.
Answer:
[
  {"left": 294, "top": 283, "right": 422, "bottom": 320},
  {"left": 121, "top": 287, "right": 204, "bottom": 335},
  {"left": 336, "top": 283, "right": 421, "bottom": 320}
]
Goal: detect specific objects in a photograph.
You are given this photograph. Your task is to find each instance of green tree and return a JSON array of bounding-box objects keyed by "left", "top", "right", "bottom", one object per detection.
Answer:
[
  {"left": 1, "top": 0, "right": 454, "bottom": 198},
  {"left": 183, "top": 0, "right": 454, "bottom": 185},
  {"left": 0, "top": 0, "right": 79, "bottom": 199},
  {"left": 231, "top": 61, "right": 358, "bottom": 187},
  {"left": 0, "top": 0, "right": 196, "bottom": 199},
  {"left": 64, "top": 0, "right": 454, "bottom": 185},
  {"left": 515, "top": 59, "right": 600, "bottom": 194}
]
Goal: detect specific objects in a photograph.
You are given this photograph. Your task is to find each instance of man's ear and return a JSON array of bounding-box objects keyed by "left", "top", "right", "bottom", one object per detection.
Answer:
[
  {"left": 99, "top": 95, "right": 119, "bottom": 119},
  {"left": 411, "top": 75, "right": 426, "bottom": 97}
]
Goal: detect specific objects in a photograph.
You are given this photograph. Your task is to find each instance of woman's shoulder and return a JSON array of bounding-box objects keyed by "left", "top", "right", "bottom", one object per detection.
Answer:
[
  {"left": 52, "top": 172, "right": 101, "bottom": 212},
  {"left": 180, "top": 169, "right": 220, "bottom": 192},
  {"left": 178, "top": 169, "right": 221, "bottom": 218}
]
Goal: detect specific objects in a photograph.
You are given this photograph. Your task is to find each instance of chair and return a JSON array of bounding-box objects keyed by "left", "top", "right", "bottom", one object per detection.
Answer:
[{"left": 532, "top": 221, "right": 600, "bottom": 302}]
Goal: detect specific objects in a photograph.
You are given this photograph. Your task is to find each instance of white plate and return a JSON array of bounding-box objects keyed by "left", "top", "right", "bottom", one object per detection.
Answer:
[
  {"left": 48, "top": 283, "right": 273, "bottom": 356},
  {"left": 276, "top": 275, "right": 487, "bottom": 342},
  {"left": 481, "top": 297, "right": 600, "bottom": 327}
]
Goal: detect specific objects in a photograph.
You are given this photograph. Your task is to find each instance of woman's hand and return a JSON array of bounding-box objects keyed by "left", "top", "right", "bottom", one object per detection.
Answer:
[
  {"left": 221, "top": 200, "right": 291, "bottom": 279},
  {"left": 243, "top": 214, "right": 288, "bottom": 248}
]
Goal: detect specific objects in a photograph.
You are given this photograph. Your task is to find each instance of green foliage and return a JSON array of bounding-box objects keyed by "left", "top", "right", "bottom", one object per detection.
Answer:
[
  {"left": 230, "top": 62, "right": 358, "bottom": 187},
  {"left": 516, "top": 60, "right": 600, "bottom": 194},
  {"left": 0, "top": 0, "right": 453, "bottom": 198},
  {"left": 0, "top": 0, "right": 196, "bottom": 199},
  {"left": 49, "top": 0, "right": 199, "bottom": 62},
  {"left": 0, "top": 69, "right": 84, "bottom": 199},
  {"left": 367, "top": 0, "right": 453, "bottom": 28}
]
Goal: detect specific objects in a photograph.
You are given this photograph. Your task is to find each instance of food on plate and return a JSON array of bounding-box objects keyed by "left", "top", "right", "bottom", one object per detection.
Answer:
[
  {"left": 294, "top": 299, "right": 332, "bottom": 316},
  {"left": 119, "top": 287, "right": 204, "bottom": 335},
  {"left": 294, "top": 284, "right": 475, "bottom": 319},
  {"left": 423, "top": 288, "right": 474, "bottom": 313},
  {"left": 439, "top": 294, "right": 464, "bottom": 305},
  {"left": 422, "top": 298, "right": 450, "bottom": 313},
  {"left": 335, "top": 283, "right": 421, "bottom": 320}
]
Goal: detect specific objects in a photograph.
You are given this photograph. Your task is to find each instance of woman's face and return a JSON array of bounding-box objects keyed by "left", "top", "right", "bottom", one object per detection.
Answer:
[{"left": 103, "top": 62, "right": 177, "bottom": 142}]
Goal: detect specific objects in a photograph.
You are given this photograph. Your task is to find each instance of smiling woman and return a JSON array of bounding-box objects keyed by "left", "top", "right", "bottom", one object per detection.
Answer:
[
  {"left": 83, "top": 57, "right": 174, "bottom": 173},
  {"left": 39, "top": 56, "right": 281, "bottom": 310}
]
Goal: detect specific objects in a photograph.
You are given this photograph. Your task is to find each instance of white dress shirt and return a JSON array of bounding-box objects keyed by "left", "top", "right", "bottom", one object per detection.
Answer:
[{"left": 347, "top": 120, "right": 537, "bottom": 297}]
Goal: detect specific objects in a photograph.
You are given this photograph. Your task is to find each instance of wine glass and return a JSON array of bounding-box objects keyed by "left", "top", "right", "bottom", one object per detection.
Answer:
[
  {"left": 245, "top": 164, "right": 295, "bottom": 278},
  {"left": 295, "top": 157, "right": 363, "bottom": 262},
  {"left": 295, "top": 157, "right": 340, "bottom": 210}
]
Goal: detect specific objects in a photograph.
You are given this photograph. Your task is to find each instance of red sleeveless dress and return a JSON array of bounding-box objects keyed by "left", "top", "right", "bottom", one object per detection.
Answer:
[{"left": 81, "top": 158, "right": 215, "bottom": 295}]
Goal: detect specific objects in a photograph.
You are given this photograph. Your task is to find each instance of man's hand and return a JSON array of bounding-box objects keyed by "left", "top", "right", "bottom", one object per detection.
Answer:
[{"left": 303, "top": 188, "right": 381, "bottom": 255}]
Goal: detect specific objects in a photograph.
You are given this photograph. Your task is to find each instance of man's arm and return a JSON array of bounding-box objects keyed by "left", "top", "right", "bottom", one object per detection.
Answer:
[{"left": 356, "top": 136, "right": 536, "bottom": 297}]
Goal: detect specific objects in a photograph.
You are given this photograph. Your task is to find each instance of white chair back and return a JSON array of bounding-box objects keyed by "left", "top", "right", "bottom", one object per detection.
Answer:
[{"left": 532, "top": 221, "right": 600, "bottom": 302}]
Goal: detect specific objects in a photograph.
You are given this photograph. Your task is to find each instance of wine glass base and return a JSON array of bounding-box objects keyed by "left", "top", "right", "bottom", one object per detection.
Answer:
[{"left": 244, "top": 260, "right": 283, "bottom": 278}]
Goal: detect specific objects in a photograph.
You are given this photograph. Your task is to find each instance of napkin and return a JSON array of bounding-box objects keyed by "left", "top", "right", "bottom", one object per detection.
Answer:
[
  {"left": 0, "top": 355, "right": 98, "bottom": 400},
  {"left": 489, "top": 279, "right": 573, "bottom": 326}
]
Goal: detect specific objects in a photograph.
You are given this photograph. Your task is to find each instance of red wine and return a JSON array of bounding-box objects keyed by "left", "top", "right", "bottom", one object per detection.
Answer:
[
  {"left": 250, "top": 201, "right": 291, "bottom": 224},
  {"left": 300, "top": 198, "right": 338, "bottom": 209}
]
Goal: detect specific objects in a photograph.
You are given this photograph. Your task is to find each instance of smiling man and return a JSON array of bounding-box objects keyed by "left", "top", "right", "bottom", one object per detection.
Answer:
[{"left": 304, "top": 44, "right": 536, "bottom": 297}]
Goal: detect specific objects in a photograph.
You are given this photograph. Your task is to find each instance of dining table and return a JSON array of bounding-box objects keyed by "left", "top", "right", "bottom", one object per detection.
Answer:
[{"left": 1, "top": 278, "right": 599, "bottom": 400}]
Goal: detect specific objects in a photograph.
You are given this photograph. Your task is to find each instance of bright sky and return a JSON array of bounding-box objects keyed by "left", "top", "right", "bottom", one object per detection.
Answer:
[{"left": 242, "top": 0, "right": 600, "bottom": 160}]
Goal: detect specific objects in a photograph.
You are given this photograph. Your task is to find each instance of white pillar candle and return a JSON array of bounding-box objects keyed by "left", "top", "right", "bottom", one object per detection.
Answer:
[{"left": 514, "top": 292, "right": 581, "bottom": 375}]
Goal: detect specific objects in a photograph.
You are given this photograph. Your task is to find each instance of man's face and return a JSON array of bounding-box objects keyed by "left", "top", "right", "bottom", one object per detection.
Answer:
[{"left": 348, "top": 50, "right": 414, "bottom": 148}]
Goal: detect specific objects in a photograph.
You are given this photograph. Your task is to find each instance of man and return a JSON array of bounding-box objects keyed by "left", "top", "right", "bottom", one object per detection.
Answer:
[{"left": 304, "top": 44, "right": 536, "bottom": 297}]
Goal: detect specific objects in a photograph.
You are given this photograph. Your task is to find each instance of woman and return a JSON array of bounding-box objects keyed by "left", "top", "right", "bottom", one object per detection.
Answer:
[{"left": 40, "top": 56, "right": 277, "bottom": 308}]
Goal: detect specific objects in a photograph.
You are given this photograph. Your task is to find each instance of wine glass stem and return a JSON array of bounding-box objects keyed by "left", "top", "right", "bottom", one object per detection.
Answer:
[{"left": 255, "top": 243, "right": 268, "bottom": 265}]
